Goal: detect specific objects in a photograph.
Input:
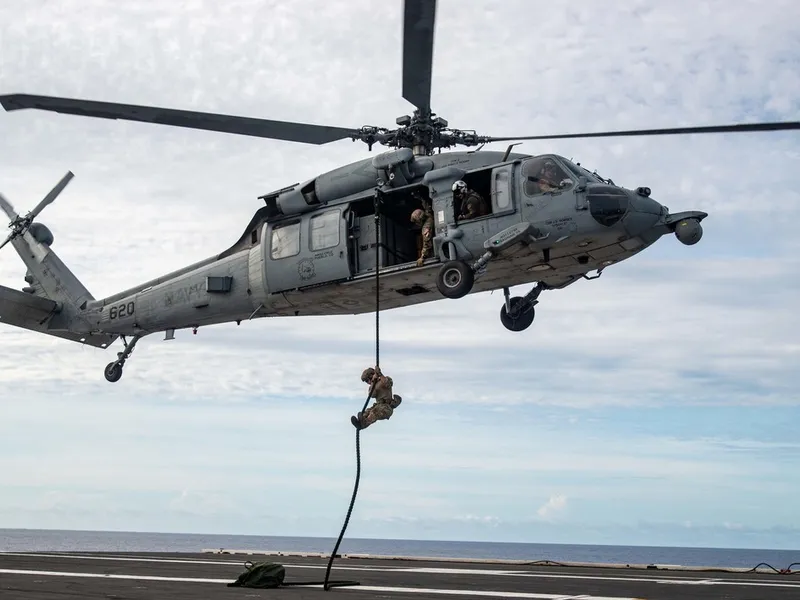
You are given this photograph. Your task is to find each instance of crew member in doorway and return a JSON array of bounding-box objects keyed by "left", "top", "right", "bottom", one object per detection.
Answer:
[
  {"left": 453, "top": 180, "right": 489, "bottom": 220},
  {"left": 351, "top": 366, "right": 403, "bottom": 430},
  {"left": 410, "top": 197, "right": 434, "bottom": 267}
]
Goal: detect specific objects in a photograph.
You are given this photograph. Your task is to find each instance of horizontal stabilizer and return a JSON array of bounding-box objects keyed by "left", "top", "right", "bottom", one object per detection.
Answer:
[{"left": 0, "top": 284, "right": 116, "bottom": 348}]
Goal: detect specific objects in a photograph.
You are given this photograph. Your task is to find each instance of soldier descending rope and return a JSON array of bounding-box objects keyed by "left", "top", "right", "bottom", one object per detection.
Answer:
[{"left": 351, "top": 366, "right": 402, "bottom": 429}]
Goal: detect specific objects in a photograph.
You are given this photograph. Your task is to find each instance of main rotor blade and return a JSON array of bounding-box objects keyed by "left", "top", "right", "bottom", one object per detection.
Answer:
[
  {"left": 0, "top": 94, "right": 361, "bottom": 145},
  {"left": 402, "top": 0, "right": 437, "bottom": 113},
  {"left": 484, "top": 120, "right": 800, "bottom": 143}
]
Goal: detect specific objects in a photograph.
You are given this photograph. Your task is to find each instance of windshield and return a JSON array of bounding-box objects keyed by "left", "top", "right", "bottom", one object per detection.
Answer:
[{"left": 558, "top": 157, "right": 605, "bottom": 183}]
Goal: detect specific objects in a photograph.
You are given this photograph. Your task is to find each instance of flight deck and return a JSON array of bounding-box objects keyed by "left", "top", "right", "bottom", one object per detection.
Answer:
[{"left": 1, "top": 549, "right": 798, "bottom": 599}]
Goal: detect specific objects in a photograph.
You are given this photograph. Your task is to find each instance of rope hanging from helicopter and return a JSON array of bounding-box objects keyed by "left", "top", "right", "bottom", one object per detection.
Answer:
[{"left": 322, "top": 189, "right": 384, "bottom": 591}]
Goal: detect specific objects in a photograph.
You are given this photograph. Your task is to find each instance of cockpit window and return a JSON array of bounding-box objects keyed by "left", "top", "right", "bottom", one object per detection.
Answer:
[
  {"left": 559, "top": 158, "right": 603, "bottom": 183},
  {"left": 521, "top": 157, "right": 574, "bottom": 196},
  {"left": 560, "top": 161, "right": 583, "bottom": 180}
]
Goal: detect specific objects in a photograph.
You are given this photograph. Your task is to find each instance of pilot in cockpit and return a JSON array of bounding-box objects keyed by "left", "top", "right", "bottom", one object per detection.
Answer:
[{"left": 535, "top": 160, "right": 570, "bottom": 193}]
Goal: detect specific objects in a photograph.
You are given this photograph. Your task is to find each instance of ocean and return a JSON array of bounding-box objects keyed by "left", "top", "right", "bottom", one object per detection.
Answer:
[{"left": 1, "top": 529, "right": 797, "bottom": 571}]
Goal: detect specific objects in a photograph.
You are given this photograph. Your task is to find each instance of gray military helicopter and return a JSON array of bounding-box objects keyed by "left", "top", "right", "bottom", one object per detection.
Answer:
[{"left": 1, "top": 0, "right": 798, "bottom": 382}]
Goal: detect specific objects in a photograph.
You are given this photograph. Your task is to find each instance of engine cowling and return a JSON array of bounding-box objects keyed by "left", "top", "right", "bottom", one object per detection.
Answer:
[{"left": 259, "top": 149, "right": 433, "bottom": 219}]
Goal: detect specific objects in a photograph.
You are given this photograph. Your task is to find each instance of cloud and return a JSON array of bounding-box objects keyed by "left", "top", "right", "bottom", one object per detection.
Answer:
[
  {"left": 1, "top": 0, "right": 799, "bottom": 548},
  {"left": 537, "top": 495, "right": 567, "bottom": 521}
]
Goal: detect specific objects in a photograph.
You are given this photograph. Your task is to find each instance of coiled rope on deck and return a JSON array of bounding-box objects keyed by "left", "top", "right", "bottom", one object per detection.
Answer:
[{"left": 323, "top": 190, "right": 383, "bottom": 591}]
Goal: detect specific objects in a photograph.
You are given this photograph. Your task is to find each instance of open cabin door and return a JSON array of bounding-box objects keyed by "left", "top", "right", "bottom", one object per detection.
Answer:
[
  {"left": 455, "top": 162, "right": 516, "bottom": 221},
  {"left": 264, "top": 207, "right": 352, "bottom": 294},
  {"left": 347, "top": 185, "right": 431, "bottom": 276},
  {"left": 435, "top": 162, "right": 518, "bottom": 243}
]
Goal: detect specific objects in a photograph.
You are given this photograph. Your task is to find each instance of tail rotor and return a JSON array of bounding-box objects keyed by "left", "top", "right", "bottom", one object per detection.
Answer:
[{"left": 0, "top": 171, "right": 73, "bottom": 251}]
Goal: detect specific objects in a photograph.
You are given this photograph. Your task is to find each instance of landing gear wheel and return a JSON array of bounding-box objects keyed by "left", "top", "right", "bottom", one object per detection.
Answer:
[
  {"left": 102, "top": 334, "right": 142, "bottom": 383},
  {"left": 436, "top": 260, "right": 474, "bottom": 299},
  {"left": 104, "top": 362, "right": 123, "bottom": 383},
  {"left": 500, "top": 297, "right": 535, "bottom": 332}
]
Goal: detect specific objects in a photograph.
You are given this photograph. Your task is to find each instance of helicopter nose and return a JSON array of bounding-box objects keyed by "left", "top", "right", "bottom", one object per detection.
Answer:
[
  {"left": 622, "top": 191, "right": 664, "bottom": 235},
  {"left": 632, "top": 193, "right": 664, "bottom": 215}
]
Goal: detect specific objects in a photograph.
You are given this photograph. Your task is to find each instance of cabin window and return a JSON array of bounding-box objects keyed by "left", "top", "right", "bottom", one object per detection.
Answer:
[
  {"left": 493, "top": 167, "right": 511, "bottom": 210},
  {"left": 271, "top": 222, "right": 300, "bottom": 259},
  {"left": 310, "top": 209, "right": 340, "bottom": 251}
]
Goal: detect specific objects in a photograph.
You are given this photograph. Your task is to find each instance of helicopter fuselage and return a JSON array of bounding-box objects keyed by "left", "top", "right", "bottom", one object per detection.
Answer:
[
  {"left": 2, "top": 0, "right": 782, "bottom": 386},
  {"left": 0, "top": 148, "right": 707, "bottom": 383},
  {"left": 70, "top": 148, "right": 705, "bottom": 339}
]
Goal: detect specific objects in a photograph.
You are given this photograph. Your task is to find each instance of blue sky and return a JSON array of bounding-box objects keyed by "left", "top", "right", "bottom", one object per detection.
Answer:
[{"left": 1, "top": 0, "right": 799, "bottom": 550}]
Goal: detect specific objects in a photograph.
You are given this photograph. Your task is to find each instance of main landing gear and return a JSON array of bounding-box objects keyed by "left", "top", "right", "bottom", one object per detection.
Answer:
[
  {"left": 104, "top": 334, "right": 141, "bottom": 382},
  {"left": 434, "top": 265, "right": 547, "bottom": 332},
  {"left": 434, "top": 260, "right": 548, "bottom": 333},
  {"left": 433, "top": 222, "right": 550, "bottom": 333},
  {"left": 435, "top": 260, "right": 474, "bottom": 299},
  {"left": 435, "top": 222, "right": 537, "bottom": 300},
  {"left": 499, "top": 283, "right": 547, "bottom": 332}
]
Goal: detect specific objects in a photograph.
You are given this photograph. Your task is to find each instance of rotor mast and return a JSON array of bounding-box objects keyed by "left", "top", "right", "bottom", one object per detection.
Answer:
[
  {"left": 408, "top": 109, "right": 432, "bottom": 157},
  {"left": 390, "top": 108, "right": 450, "bottom": 157}
]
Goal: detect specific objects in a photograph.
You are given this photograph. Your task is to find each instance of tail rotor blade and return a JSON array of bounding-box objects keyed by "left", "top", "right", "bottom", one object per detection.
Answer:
[
  {"left": 0, "top": 192, "right": 19, "bottom": 222},
  {"left": 28, "top": 171, "right": 74, "bottom": 219},
  {"left": 0, "top": 191, "right": 20, "bottom": 250}
]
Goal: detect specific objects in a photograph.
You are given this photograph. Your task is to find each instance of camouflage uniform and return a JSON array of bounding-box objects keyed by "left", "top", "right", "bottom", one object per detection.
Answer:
[
  {"left": 410, "top": 205, "right": 434, "bottom": 267},
  {"left": 458, "top": 189, "right": 489, "bottom": 220},
  {"left": 352, "top": 366, "right": 402, "bottom": 429}
]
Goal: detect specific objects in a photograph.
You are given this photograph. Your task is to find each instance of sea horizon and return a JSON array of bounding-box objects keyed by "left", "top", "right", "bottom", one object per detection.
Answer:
[{"left": 2, "top": 527, "right": 797, "bottom": 570}]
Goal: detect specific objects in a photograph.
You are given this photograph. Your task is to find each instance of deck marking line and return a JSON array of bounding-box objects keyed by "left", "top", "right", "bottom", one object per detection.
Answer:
[
  {"left": 0, "top": 568, "right": 231, "bottom": 584},
  {"left": 0, "top": 552, "right": 522, "bottom": 574},
  {"left": 326, "top": 585, "right": 639, "bottom": 599},
  {"left": 2, "top": 553, "right": 798, "bottom": 589},
  {"left": 0, "top": 568, "right": 641, "bottom": 599}
]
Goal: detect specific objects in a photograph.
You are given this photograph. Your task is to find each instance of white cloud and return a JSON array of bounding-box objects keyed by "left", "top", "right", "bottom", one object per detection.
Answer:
[
  {"left": 0, "top": 0, "right": 798, "bottom": 547},
  {"left": 537, "top": 495, "right": 567, "bottom": 520}
]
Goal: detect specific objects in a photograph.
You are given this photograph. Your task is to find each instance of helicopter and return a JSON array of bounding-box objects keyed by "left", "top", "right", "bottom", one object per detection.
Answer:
[{"left": 1, "top": 0, "right": 798, "bottom": 383}]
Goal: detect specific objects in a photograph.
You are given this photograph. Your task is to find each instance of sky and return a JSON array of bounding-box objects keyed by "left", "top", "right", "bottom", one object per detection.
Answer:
[{"left": 1, "top": 0, "right": 799, "bottom": 551}]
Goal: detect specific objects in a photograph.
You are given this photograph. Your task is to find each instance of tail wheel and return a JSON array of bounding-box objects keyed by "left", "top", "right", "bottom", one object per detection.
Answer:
[{"left": 104, "top": 362, "right": 123, "bottom": 383}]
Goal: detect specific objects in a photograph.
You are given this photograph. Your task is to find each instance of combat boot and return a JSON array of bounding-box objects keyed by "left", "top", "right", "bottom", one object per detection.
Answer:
[{"left": 352, "top": 411, "right": 371, "bottom": 429}]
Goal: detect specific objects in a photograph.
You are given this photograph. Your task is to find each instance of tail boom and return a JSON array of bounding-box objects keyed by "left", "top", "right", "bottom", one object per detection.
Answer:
[{"left": 0, "top": 283, "right": 116, "bottom": 348}]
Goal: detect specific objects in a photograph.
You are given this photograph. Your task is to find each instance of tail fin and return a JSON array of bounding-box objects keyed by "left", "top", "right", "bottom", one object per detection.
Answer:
[{"left": 0, "top": 173, "right": 117, "bottom": 349}]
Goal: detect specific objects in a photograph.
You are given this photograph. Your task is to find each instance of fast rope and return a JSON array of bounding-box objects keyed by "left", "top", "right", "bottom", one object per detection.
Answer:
[{"left": 323, "top": 190, "right": 383, "bottom": 591}]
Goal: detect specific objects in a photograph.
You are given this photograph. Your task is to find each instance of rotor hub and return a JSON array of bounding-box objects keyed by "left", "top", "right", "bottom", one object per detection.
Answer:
[{"left": 352, "top": 108, "right": 486, "bottom": 155}]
